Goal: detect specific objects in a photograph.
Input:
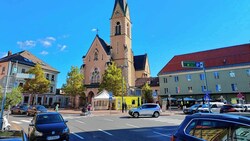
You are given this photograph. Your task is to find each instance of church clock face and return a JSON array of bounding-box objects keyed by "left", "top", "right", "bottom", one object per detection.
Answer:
[{"left": 115, "top": 10, "right": 120, "bottom": 16}]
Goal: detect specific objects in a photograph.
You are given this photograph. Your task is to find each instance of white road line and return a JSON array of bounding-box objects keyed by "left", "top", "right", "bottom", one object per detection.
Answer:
[
  {"left": 126, "top": 123, "right": 140, "bottom": 128},
  {"left": 76, "top": 120, "right": 86, "bottom": 124},
  {"left": 11, "top": 121, "right": 22, "bottom": 124},
  {"left": 98, "top": 129, "right": 113, "bottom": 136},
  {"left": 103, "top": 118, "right": 114, "bottom": 122},
  {"left": 20, "top": 120, "right": 31, "bottom": 123},
  {"left": 153, "top": 131, "right": 171, "bottom": 137},
  {"left": 72, "top": 132, "right": 84, "bottom": 140}
]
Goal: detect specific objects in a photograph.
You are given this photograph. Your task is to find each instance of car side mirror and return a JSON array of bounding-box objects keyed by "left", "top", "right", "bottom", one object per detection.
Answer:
[
  {"left": 64, "top": 120, "right": 68, "bottom": 123},
  {"left": 29, "top": 123, "right": 34, "bottom": 126}
]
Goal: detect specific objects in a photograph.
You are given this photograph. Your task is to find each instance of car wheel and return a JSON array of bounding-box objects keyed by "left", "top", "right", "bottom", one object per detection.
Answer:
[
  {"left": 133, "top": 112, "right": 139, "bottom": 118},
  {"left": 153, "top": 112, "right": 160, "bottom": 118}
]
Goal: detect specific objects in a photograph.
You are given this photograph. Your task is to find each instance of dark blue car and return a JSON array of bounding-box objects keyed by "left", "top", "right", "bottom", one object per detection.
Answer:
[
  {"left": 28, "top": 112, "right": 69, "bottom": 141},
  {"left": 171, "top": 113, "right": 250, "bottom": 141}
]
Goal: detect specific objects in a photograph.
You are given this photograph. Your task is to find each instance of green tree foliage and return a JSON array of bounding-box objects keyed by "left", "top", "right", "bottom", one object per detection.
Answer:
[
  {"left": 23, "top": 64, "right": 50, "bottom": 94},
  {"left": 62, "top": 66, "right": 85, "bottom": 107},
  {"left": 99, "top": 62, "right": 126, "bottom": 96},
  {"left": 0, "top": 87, "right": 23, "bottom": 109},
  {"left": 142, "top": 83, "right": 153, "bottom": 103}
]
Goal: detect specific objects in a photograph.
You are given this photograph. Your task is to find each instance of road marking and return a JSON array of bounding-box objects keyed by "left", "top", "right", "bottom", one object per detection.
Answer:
[
  {"left": 72, "top": 132, "right": 84, "bottom": 140},
  {"left": 20, "top": 120, "right": 31, "bottom": 123},
  {"left": 98, "top": 129, "right": 113, "bottom": 136},
  {"left": 76, "top": 120, "right": 86, "bottom": 124},
  {"left": 103, "top": 118, "right": 113, "bottom": 122},
  {"left": 153, "top": 131, "right": 171, "bottom": 137},
  {"left": 126, "top": 123, "right": 140, "bottom": 128},
  {"left": 11, "top": 121, "right": 22, "bottom": 124}
]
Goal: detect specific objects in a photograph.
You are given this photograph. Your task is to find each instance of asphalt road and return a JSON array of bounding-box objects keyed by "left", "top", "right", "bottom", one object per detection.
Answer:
[{"left": 9, "top": 113, "right": 185, "bottom": 141}]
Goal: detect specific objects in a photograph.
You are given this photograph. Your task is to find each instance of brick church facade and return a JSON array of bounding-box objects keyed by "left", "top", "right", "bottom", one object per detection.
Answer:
[{"left": 81, "top": 0, "right": 150, "bottom": 104}]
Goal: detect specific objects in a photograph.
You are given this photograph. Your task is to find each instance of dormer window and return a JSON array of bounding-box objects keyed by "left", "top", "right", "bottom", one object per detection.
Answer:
[{"left": 115, "top": 22, "right": 121, "bottom": 35}]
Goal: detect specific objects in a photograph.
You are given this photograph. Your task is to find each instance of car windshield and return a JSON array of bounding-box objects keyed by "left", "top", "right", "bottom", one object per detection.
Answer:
[
  {"left": 36, "top": 114, "right": 64, "bottom": 124},
  {"left": 191, "top": 104, "right": 200, "bottom": 108},
  {"left": 201, "top": 104, "right": 209, "bottom": 108}
]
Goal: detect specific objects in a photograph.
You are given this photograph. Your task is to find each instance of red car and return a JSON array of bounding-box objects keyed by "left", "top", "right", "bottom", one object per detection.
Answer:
[{"left": 220, "top": 104, "right": 236, "bottom": 113}]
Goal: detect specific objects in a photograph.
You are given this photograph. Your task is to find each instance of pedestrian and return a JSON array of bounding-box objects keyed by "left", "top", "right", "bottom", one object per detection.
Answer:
[
  {"left": 55, "top": 104, "right": 59, "bottom": 112},
  {"left": 125, "top": 103, "right": 127, "bottom": 112},
  {"left": 87, "top": 104, "right": 91, "bottom": 115}
]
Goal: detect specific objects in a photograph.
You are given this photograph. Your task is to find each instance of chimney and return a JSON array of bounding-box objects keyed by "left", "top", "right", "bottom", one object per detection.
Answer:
[{"left": 8, "top": 51, "right": 12, "bottom": 56}]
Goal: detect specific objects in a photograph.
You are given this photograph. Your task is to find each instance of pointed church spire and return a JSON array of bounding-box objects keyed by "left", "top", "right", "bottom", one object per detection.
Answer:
[{"left": 112, "top": 0, "right": 127, "bottom": 16}]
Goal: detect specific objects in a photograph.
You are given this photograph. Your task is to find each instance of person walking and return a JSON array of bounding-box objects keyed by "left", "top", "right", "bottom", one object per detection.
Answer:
[
  {"left": 55, "top": 104, "right": 59, "bottom": 112},
  {"left": 87, "top": 104, "right": 91, "bottom": 115}
]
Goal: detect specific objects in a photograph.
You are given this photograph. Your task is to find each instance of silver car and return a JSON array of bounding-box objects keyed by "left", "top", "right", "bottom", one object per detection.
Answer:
[{"left": 128, "top": 103, "right": 161, "bottom": 118}]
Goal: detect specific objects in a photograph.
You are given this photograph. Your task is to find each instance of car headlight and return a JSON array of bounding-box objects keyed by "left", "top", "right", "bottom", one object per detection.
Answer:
[
  {"left": 35, "top": 130, "right": 43, "bottom": 136},
  {"left": 62, "top": 127, "right": 69, "bottom": 133}
]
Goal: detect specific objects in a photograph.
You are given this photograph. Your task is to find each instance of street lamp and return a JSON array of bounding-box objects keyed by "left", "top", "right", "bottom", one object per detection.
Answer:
[{"left": 120, "top": 65, "right": 127, "bottom": 113}]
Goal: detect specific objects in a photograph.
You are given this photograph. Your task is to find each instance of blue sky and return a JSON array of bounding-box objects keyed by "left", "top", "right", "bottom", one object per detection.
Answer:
[{"left": 1, "top": 0, "right": 250, "bottom": 88}]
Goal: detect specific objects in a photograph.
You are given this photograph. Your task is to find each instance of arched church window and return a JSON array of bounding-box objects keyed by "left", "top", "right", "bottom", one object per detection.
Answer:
[
  {"left": 127, "top": 23, "right": 130, "bottom": 37},
  {"left": 115, "top": 22, "right": 121, "bottom": 35},
  {"left": 94, "top": 52, "right": 98, "bottom": 61},
  {"left": 91, "top": 68, "right": 100, "bottom": 83}
]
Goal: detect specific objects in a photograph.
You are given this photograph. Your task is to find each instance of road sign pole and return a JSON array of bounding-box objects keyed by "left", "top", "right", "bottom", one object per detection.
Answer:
[
  {"left": 0, "top": 61, "right": 11, "bottom": 129},
  {"left": 202, "top": 64, "right": 211, "bottom": 113}
]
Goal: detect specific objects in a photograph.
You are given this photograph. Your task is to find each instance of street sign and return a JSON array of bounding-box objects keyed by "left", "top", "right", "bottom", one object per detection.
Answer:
[
  {"left": 152, "top": 91, "right": 157, "bottom": 98},
  {"left": 109, "top": 92, "right": 113, "bottom": 101},
  {"left": 16, "top": 73, "right": 35, "bottom": 79},
  {"left": 181, "top": 61, "right": 204, "bottom": 68}
]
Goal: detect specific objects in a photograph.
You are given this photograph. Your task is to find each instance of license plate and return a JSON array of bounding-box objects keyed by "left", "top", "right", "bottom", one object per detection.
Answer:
[{"left": 47, "top": 135, "right": 60, "bottom": 140}]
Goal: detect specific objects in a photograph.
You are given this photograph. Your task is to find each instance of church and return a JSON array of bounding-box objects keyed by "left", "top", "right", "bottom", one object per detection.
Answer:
[{"left": 81, "top": 0, "right": 151, "bottom": 104}]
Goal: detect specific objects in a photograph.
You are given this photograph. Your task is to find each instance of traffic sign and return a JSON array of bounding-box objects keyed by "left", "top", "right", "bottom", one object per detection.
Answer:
[
  {"left": 109, "top": 91, "right": 113, "bottom": 101},
  {"left": 16, "top": 73, "right": 35, "bottom": 79},
  {"left": 181, "top": 61, "right": 204, "bottom": 68}
]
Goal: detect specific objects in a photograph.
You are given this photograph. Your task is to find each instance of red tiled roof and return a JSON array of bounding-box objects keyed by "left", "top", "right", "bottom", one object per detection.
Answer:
[
  {"left": 158, "top": 43, "right": 250, "bottom": 75},
  {"left": 135, "top": 77, "right": 159, "bottom": 88}
]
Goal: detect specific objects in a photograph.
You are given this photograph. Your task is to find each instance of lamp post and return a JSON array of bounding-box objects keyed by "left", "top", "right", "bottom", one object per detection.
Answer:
[{"left": 120, "top": 65, "right": 127, "bottom": 113}]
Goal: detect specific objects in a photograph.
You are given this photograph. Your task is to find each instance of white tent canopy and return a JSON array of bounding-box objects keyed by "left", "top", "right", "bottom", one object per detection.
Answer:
[{"left": 94, "top": 90, "right": 114, "bottom": 100}]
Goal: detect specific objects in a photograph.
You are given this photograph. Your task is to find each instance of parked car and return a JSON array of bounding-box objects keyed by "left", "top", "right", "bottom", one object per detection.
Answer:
[
  {"left": 128, "top": 103, "right": 161, "bottom": 118},
  {"left": 220, "top": 104, "right": 237, "bottom": 113},
  {"left": 197, "top": 103, "right": 223, "bottom": 113},
  {"left": 183, "top": 104, "right": 201, "bottom": 114},
  {"left": 244, "top": 104, "right": 250, "bottom": 112},
  {"left": 11, "top": 105, "right": 28, "bottom": 114},
  {"left": 171, "top": 113, "right": 250, "bottom": 141},
  {"left": 0, "top": 130, "right": 28, "bottom": 141},
  {"left": 233, "top": 104, "right": 246, "bottom": 112},
  {"left": 28, "top": 112, "right": 69, "bottom": 141},
  {"left": 27, "top": 105, "right": 47, "bottom": 116}
]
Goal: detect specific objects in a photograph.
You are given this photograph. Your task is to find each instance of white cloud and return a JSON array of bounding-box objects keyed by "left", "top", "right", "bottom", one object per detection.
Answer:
[
  {"left": 17, "top": 40, "right": 36, "bottom": 49},
  {"left": 39, "top": 36, "right": 56, "bottom": 47},
  {"left": 40, "top": 51, "right": 49, "bottom": 55},
  {"left": 58, "top": 44, "right": 67, "bottom": 51}
]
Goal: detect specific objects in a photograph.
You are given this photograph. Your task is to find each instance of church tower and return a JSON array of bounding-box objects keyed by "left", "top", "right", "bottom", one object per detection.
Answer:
[{"left": 110, "top": 0, "right": 135, "bottom": 93}]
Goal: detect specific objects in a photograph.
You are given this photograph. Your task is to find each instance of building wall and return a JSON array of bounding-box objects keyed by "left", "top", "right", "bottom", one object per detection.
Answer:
[{"left": 159, "top": 65, "right": 250, "bottom": 103}]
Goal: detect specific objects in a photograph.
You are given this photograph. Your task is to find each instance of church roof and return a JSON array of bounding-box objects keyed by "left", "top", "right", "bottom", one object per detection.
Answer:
[
  {"left": 0, "top": 50, "right": 59, "bottom": 72},
  {"left": 134, "top": 54, "right": 147, "bottom": 71},
  {"left": 112, "top": 0, "right": 128, "bottom": 16},
  {"left": 158, "top": 43, "right": 250, "bottom": 75},
  {"left": 96, "top": 35, "right": 111, "bottom": 55}
]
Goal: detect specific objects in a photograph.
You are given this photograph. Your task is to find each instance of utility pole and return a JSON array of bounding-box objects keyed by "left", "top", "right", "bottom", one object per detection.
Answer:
[{"left": 0, "top": 61, "right": 11, "bottom": 129}]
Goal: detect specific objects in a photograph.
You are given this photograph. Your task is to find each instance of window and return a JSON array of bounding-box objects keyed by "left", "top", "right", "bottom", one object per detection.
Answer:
[
  {"left": 2, "top": 67, "right": 5, "bottom": 74},
  {"left": 91, "top": 68, "right": 100, "bottom": 83},
  {"left": 200, "top": 74, "right": 205, "bottom": 80},
  {"left": 201, "top": 85, "right": 207, "bottom": 92},
  {"left": 115, "top": 22, "right": 121, "bottom": 35},
  {"left": 188, "top": 87, "right": 193, "bottom": 93},
  {"left": 247, "top": 69, "right": 250, "bottom": 77},
  {"left": 185, "top": 119, "right": 250, "bottom": 141},
  {"left": 186, "top": 74, "right": 192, "bottom": 81},
  {"left": 176, "top": 86, "right": 180, "bottom": 94},
  {"left": 94, "top": 49, "right": 99, "bottom": 61},
  {"left": 174, "top": 76, "right": 179, "bottom": 82},
  {"left": 21, "top": 69, "right": 25, "bottom": 73},
  {"left": 51, "top": 75, "right": 55, "bottom": 81},
  {"left": 229, "top": 71, "right": 235, "bottom": 77},
  {"left": 216, "top": 84, "right": 222, "bottom": 92},
  {"left": 127, "top": 23, "right": 130, "bottom": 37},
  {"left": 214, "top": 72, "right": 219, "bottom": 79},
  {"left": 163, "top": 78, "right": 167, "bottom": 83},
  {"left": 231, "top": 83, "right": 238, "bottom": 91},
  {"left": 164, "top": 88, "right": 168, "bottom": 94},
  {"left": 50, "top": 87, "right": 53, "bottom": 93},
  {"left": 46, "top": 74, "right": 49, "bottom": 80}
]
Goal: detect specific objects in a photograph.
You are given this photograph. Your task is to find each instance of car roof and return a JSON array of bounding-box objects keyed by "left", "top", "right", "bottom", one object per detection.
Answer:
[
  {"left": 36, "top": 112, "right": 60, "bottom": 116},
  {"left": 187, "top": 113, "right": 250, "bottom": 125}
]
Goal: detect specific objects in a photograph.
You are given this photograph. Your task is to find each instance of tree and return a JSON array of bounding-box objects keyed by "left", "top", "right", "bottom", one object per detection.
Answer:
[
  {"left": 142, "top": 83, "right": 153, "bottom": 103},
  {"left": 62, "top": 66, "right": 85, "bottom": 108},
  {"left": 99, "top": 62, "right": 126, "bottom": 96},
  {"left": 0, "top": 87, "right": 23, "bottom": 109},
  {"left": 23, "top": 64, "right": 50, "bottom": 95}
]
